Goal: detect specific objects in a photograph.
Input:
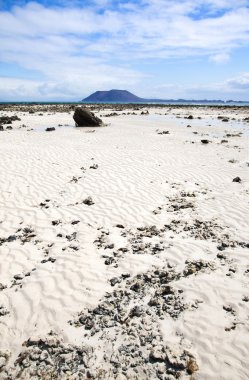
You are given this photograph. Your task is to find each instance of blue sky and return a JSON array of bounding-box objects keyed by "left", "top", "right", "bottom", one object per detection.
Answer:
[{"left": 0, "top": 0, "right": 249, "bottom": 100}]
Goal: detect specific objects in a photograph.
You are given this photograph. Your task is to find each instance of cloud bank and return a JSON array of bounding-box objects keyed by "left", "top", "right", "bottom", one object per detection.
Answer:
[{"left": 0, "top": 0, "right": 249, "bottom": 100}]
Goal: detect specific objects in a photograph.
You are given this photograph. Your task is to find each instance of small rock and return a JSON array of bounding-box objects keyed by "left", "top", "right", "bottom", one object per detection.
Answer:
[
  {"left": 0, "top": 356, "right": 6, "bottom": 369},
  {"left": 149, "top": 347, "right": 166, "bottom": 361},
  {"left": 104, "top": 257, "right": 115, "bottom": 265},
  {"left": 116, "top": 224, "right": 125, "bottom": 229},
  {"left": 232, "top": 177, "right": 241, "bottom": 183},
  {"left": 66, "top": 232, "right": 77, "bottom": 241},
  {"left": 14, "top": 274, "right": 24, "bottom": 280},
  {"left": 7, "top": 235, "right": 17, "bottom": 242},
  {"left": 217, "top": 252, "right": 227, "bottom": 259},
  {"left": 110, "top": 277, "right": 122, "bottom": 286},
  {"left": 187, "top": 359, "right": 199, "bottom": 374},
  {"left": 217, "top": 242, "right": 229, "bottom": 251},
  {"left": 52, "top": 220, "right": 61, "bottom": 226},
  {"left": 129, "top": 306, "right": 144, "bottom": 317},
  {"left": 223, "top": 305, "right": 235, "bottom": 314},
  {"left": 0, "top": 306, "right": 9, "bottom": 317},
  {"left": 45, "top": 127, "right": 55, "bottom": 132},
  {"left": 79, "top": 316, "right": 94, "bottom": 329},
  {"left": 0, "top": 283, "right": 7, "bottom": 291},
  {"left": 89, "top": 164, "right": 98, "bottom": 169},
  {"left": 105, "top": 243, "right": 114, "bottom": 249},
  {"left": 71, "top": 220, "right": 80, "bottom": 225},
  {"left": 83, "top": 197, "right": 94, "bottom": 206}
]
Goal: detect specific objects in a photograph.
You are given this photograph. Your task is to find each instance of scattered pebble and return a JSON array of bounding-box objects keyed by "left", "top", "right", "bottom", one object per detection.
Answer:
[{"left": 232, "top": 177, "right": 241, "bottom": 183}]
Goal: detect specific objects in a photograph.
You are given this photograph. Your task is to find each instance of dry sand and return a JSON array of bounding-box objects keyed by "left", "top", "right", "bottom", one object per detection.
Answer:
[{"left": 0, "top": 105, "right": 249, "bottom": 379}]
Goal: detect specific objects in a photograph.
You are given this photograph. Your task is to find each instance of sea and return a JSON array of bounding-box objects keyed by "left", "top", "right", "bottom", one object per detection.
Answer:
[{"left": 1, "top": 101, "right": 249, "bottom": 106}]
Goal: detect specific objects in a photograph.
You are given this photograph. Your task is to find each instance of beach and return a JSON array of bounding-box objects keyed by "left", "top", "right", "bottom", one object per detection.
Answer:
[{"left": 0, "top": 104, "right": 249, "bottom": 379}]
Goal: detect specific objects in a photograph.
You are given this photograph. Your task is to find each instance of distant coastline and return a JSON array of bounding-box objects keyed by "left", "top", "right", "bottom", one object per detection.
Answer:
[
  {"left": 1, "top": 101, "right": 249, "bottom": 106},
  {"left": 82, "top": 100, "right": 249, "bottom": 106},
  {"left": 1, "top": 90, "right": 249, "bottom": 106},
  {"left": 81, "top": 89, "right": 249, "bottom": 106}
]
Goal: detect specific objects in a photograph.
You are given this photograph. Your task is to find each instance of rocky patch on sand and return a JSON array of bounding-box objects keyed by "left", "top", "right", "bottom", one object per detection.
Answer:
[
  {"left": 164, "top": 194, "right": 195, "bottom": 213},
  {"left": 0, "top": 226, "right": 36, "bottom": 246},
  {"left": 0, "top": 306, "right": 9, "bottom": 317},
  {"left": 0, "top": 115, "right": 21, "bottom": 124},
  {"left": 164, "top": 218, "right": 249, "bottom": 249},
  {"left": 67, "top": 263, "right": 200, "bottom": 379},
  {"left": 0, "top": 260, "right": 204, "bottom": 379},
  {"left": 153, "top": 188, "right": 209, "bottom": 215},
  {"left": 157, "top": 130, "right": 170, "bottom": 135},
  {"left": 94, "top": 225, "right": 170, "bottom": 267},
  {"left": 2, "top": 331, "right": 198, "bottom": 380},
  {"left": 94, "top": 211, "right": 248, "bottom": 269},
  {"left": 2, "top": 332, "right": 95, "bottom": 380}
]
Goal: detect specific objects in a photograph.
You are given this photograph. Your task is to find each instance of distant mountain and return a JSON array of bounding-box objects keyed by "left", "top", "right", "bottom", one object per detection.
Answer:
[
  {"left": 83, "top": 90, "right": 144, "bottom": 102},
  {"left": 82, "top": 89, "right": 249, "bottom": 104}
]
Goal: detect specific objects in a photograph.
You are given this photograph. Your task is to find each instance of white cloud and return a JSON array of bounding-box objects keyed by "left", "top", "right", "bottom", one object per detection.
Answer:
[
  {"left": 0, "top": 64, "right": 143, "bottom": 101},
  {"left": 0, "top": 77, "right": 42, "bottom": 100},
  {"left": 153, "top": 72, "right": 249, "bottom": 99},
  {"left": 226, "top": 73, "right": 249, "bottom": 89},
  {"left": 209, "top": 52, "right": 230, "bottom": 64},
  {"left": 1, "top": 1, "right": 249, "bottom": 55},
  {"left": 1, "top": 1, "right": 249, "bottom": 99}
]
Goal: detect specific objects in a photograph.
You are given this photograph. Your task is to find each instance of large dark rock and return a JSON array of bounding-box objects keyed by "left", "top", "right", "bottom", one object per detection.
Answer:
[{"left": 73, "top": 107, "right": 103, "bottom": 127}]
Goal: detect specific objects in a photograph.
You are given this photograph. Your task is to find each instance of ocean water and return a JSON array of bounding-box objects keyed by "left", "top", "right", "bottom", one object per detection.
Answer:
[{"left": 1, "top": 101, "right": 249, "bottom": 106}]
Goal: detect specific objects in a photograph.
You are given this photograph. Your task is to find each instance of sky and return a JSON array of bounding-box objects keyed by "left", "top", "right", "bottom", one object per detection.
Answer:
[{"left": 0, "top": 0, "right": 249, "bottom": 101}]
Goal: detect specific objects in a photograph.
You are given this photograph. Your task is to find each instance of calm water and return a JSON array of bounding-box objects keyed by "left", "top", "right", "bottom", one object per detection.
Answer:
[{"left": 1, "top": 101, "right": 249, "bottom": 106}]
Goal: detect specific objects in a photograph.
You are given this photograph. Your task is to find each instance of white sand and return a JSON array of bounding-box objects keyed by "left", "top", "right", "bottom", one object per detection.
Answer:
[{"left": 0, "top": 106, "right": 249, "bottom": 379}]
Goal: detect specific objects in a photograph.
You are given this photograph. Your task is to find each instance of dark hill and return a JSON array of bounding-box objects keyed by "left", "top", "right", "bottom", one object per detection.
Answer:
[
  {"left": 82, "top": 90, "right": 145, "bottom": 102},
  {"left": 82, "top": 89, "right": 248, "bottom": 104}
]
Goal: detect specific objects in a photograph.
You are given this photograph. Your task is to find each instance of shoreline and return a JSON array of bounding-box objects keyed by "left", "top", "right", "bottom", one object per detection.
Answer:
[{"left": 1, "top": 103, "right": 249, "bottom": 113}]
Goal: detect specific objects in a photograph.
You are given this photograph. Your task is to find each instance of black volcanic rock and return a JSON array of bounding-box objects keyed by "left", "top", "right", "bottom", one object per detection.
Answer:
[
  {"left": 232, "top": 177, "right": 241, "bottom": 183},
  {"left": 83, "top": 89, "right": 145, "bottom": 102},
  {"left": 73, "top": 107, "right": 103, "bottom": 127}
]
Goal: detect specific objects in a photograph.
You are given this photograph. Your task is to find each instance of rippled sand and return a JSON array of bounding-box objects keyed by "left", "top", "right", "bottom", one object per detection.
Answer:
[{"left": 0, "top": 105, "right": 249, "bottom": 379}]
